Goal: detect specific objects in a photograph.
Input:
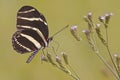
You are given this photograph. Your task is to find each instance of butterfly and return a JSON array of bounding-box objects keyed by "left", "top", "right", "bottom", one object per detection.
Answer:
[{"left": 12, "top": 6, "right": 68, "bottom": 63}]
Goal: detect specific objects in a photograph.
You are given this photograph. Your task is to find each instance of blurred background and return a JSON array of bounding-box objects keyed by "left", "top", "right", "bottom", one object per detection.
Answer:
[{"left": 0, "top": 0, "right": 120, "bottom": 80}]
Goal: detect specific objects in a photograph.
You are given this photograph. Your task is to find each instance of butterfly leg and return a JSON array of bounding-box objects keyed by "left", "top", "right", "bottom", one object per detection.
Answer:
[
  {"left": 49, "top": 39, "right": 60, "bottom": 53},
  {"left": 26, "top": 50, "right": 39, "bottom": 63}
]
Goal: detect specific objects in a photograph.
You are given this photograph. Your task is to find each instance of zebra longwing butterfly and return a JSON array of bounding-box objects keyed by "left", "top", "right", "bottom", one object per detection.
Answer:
[{"left": 12, "top": 6, "right": 68, "bottom": 63}]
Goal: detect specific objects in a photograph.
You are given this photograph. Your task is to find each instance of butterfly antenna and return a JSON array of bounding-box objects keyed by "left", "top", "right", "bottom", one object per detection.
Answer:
[{"left": 50, "top": 25, "right": 69, "bottom": 38}]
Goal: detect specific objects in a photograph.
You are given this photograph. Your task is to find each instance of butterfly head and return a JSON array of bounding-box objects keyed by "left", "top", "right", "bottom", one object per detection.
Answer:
[{"left": 47, "top": 37, "right": 53, "bottom": 43}]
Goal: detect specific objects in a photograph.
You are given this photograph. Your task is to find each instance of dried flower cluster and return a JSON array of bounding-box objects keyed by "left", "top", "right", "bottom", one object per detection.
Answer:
[
  {"left": 40, "top": 50, "right": 80, "bottom": 80},
  {"left": 70, "top": 12, "right": 113, "bottom": 52},
  {"left": 37, "top": 12, "right": 119, "bottom": 80},
  {"left": 99, "top": 13, "right": 113, "bottom": 28},
  {"left": 70, "top": 12, "right": 120, "bottom": 80}
]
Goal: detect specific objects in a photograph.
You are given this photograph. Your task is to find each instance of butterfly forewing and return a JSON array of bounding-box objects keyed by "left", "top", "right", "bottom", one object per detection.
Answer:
[
  {"left": 17, "top": 6, "right": 49, "bottom": 40},
  {"left": 12, "top": 6, "right": 49, "bottom": 54}
]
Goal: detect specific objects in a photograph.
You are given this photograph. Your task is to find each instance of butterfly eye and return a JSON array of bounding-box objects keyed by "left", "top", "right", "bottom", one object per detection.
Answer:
[{"left": 48, "top": 37, "right": 53, "bottom": 43}]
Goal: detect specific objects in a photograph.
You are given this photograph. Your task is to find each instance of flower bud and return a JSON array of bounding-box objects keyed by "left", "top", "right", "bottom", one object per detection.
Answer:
[
  {"left": 70, "top": 25, "right": 82, "bottom": 41},
  {"left": 61, "top": 52, "right": 69, "bottom": 65}
]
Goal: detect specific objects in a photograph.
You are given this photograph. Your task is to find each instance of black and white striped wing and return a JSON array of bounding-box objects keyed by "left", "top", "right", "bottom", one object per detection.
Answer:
[{"left": 12, "top": 6, "right": 49, "bottom": 54}]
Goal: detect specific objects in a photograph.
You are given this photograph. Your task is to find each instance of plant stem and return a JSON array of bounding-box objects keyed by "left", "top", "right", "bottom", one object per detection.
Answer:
[
  {"left": 106, "top": 46, "right": 120, "bottom": 79},
  {"left": 68, "top": 64, "right": 80, "bottom": 80},
  {"left": 92, "top": 29, "right": 119, "bottom": 80},
  {"left": 56, "top": 64, "right": 80, "bottom": 80},
  {"left": 91, "top": 23, "right": 119, "bottom": 80},
  {"left": 95, "top": 51, "right": 119, "bottom": 80},
  {"left": 105, "top": 27, "right": 120, "bottom": 79}
]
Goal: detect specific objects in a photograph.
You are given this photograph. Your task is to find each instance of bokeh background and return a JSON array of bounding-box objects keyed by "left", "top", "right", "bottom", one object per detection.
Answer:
[{"left": 0, "top": 0, "right": 120, "bottom": 80}]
